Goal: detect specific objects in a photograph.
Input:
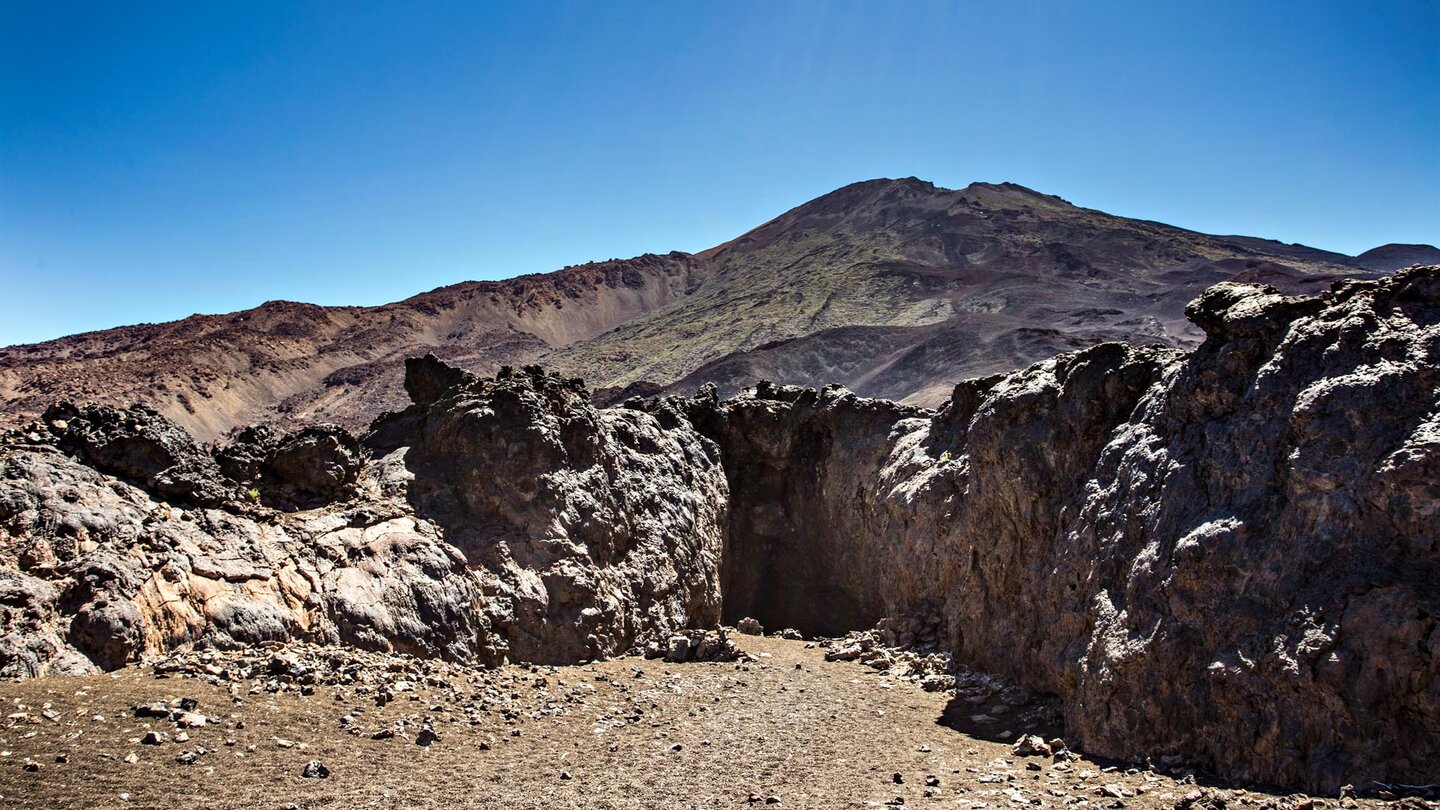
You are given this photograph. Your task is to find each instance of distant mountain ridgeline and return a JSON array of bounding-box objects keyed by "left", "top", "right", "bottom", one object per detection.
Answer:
[{"left": 1, "top": 178, "right": 1428, "bottom": 438}]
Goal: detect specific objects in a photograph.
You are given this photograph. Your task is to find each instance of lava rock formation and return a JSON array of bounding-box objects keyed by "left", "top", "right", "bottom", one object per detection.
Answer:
[{"left": 2, "top": 267, "right": 1438, "bottom": 793}]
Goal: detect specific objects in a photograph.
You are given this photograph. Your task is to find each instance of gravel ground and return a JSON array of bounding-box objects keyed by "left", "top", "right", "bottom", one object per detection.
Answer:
[{"left": 0, "top": 635, "right": 1425, "bottom": 810}]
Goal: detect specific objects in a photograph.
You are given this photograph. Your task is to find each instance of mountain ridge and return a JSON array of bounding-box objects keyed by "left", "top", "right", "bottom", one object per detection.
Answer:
[
  {"left": 1, "top": 177, "right": 1430, "bottom": 438},
  {"left": 543, "top": 177, "right": 1377, "bottom": 403}
]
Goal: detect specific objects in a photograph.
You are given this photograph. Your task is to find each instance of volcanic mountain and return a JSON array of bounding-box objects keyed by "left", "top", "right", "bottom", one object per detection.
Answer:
[
  {"left": 0, "top": 178, "right": 1425, "bottom": 438},
  {"left": 547, "top": 178, "right": 1380, "bottom": 404}
]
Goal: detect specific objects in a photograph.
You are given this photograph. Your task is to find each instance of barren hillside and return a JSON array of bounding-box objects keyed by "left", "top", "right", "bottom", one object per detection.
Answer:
[
  {"left": 0, "top": 253, "right": 706, "bottom": 440},
  {"left": 547, "top": 178, "right": 1371, "bottom": 405},
  {"left": 3, "top": 178, "right": 1426, "bottom": 436}
]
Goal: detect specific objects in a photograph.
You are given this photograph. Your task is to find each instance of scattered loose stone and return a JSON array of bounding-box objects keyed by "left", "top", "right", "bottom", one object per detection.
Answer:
[
  {"left": 736, "top": 617, "right": 764, "bottom": 636},
  {"left": 300, "top": 759, "right": 330, "bottom": 779},
  {"left": 133, "top": 702, "right": 170, "bottom": 718},
  {"left": 1014, "top": 735, "right": 1053, "bottom": 757}
]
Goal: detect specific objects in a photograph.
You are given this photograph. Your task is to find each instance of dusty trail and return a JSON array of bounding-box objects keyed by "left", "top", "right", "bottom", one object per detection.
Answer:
[{"left": 0, "top": 636, "right": 1394, "bottom": 810}]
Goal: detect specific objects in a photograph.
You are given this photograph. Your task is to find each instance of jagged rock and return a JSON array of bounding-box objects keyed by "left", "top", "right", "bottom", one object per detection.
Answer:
[
  {"left": 403, "top": 353, "right": 478, "bottom": 408},
  {"left": 0, "top": 355, "right": 725, "bottom": 674},
  {"left": 213, "top": 424, "right": 281, "bottom": 486},
  {"left": 216, "top": 423, "right": 361, "bottom": 508},
  {"left": 0, "top": 443, "right": 501, "bottom": 673},
  {"left": 42, "top": 402, "right": 237, "bottom": 506},
  {"left": 1013, "top": 735, "right": 1053, "bottom": 757},
  {"left": 267, "top": 425, "right": 361, "bottom": 500},
  {"left": 1, "top": 270, "right": 1438, "bottom": 794},
  {"left": 735, "top": 617, "right": 763, "bottom": 636},
  {"left": 679, "top": 267, "right": 1440, "bottom": 792},
  {"left": 372, "top": 360, "right": 727, "bottom": 664},
  {"left": 300, "top": 759, "right": 329, "bottom": 778}
]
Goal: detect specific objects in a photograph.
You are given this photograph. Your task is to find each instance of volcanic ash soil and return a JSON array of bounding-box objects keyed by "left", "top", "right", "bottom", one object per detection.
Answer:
[{"left": 0, "top": 634, "right": 1425, "bottom": 810}]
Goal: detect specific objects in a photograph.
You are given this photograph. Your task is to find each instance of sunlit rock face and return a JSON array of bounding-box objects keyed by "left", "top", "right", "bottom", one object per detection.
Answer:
[
  {"left": 682, "top": 266, "right": 1440, "bottom": 792},
  {"left": 0, "top": 356, "right": 727, "bottom": 675}
]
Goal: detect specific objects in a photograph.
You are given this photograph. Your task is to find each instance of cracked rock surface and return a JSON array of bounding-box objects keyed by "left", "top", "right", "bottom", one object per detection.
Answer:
[
  {"left": 0, "top": 359, "right": 727, "bottom": 678},
  {"left": 675, "top": 266, "right": 1440, "bottom": 792}
]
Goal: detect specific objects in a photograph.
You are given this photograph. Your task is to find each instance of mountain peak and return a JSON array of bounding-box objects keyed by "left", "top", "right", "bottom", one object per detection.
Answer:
[
  {"left": 1354, "top": 243, "right": 1440, "bottom": 272},
  {"left": 1, "top": 178, "right": 1385, "bottom": 440}
]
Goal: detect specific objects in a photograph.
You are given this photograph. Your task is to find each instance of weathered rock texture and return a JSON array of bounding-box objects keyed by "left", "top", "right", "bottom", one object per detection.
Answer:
[
  {"left": 3, "top": 268, "right": 1439, "bottom": 793},
  {"left": 0, "top": 357, "right": 726, "bottom": 676},
  {"left": 371, "top": 357, "right": 727, "bottom": 663},
  {"left": 674, "top": 265, "right": 1440, "bottom": 792}
]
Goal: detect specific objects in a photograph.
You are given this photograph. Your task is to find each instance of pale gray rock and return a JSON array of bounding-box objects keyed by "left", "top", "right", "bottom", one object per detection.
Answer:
[{"left": 0, "top": 355, "right": 726, "bottom": 674}]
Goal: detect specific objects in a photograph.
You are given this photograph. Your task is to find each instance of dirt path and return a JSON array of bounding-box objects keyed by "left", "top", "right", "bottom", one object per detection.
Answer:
[{"left": 0, "top": 636, "right": 1400, "bottom": 810}]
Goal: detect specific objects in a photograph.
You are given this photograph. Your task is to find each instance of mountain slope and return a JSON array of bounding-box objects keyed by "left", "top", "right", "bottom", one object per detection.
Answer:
[
  {"left": 544, "top": 178, "right": 1366, "bottom": 404},
  {"left": 3, "top": 177, "right": 1421, "bottom": 435},
  {"left": 0, "top": 252, "right": 706, "bottom": 440},
  {"left": 1353, "top": 242, "right": 1440, "bottom": 272}
]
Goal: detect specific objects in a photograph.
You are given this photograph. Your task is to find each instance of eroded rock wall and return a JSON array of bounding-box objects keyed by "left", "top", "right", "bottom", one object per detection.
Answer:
[
  {"left": 686, "top": 266, "right": 1440, "bottom": 792},
  {"left": 0, "top": 359, "right": 727, "bottom": 675},
  {"left": 375, "top": 359, "right": 727, "bottom": 663},
  {"left": 0, "top": 446, "right": 498, "bottom": 676}
]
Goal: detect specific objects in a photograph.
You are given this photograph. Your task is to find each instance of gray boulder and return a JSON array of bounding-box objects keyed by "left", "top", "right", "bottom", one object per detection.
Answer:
[{"left": 382, "top": 362, "right": 728, "bottom": 663}]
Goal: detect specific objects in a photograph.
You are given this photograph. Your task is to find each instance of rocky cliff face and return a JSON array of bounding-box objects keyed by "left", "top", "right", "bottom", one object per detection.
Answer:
[
  {"left": 370, "top": 357, "right": 727, "bottom": 663},
  {"left": 0, "top": 357, "right": 726, "bottom": 676},
  {"left": 674, "top": 265, "right": 1440, "bottom": 792},
  {"left": 2, "top": 268, "right": 1437, "bottom": 794}
]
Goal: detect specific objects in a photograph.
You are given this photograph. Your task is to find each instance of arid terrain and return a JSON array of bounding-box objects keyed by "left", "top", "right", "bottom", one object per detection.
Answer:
[
  {"left": 3, "top": 178, "right": 1429, "bottom": 440},
  {"left": 1, "top": 266, "right": 1438, "bottom": 805},
  {"left": 1, "top": 178, "right": 1438, "bottom": 809},
  {"left": 0, "top": 634, "right": 1417, "bottom": 810},
  {"left": 6, "top": 0, "right": 1437, "bottom": 804}
]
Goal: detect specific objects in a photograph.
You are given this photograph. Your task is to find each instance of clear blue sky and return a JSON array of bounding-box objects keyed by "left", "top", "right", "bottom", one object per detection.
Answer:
[{"left": 2, "top": 1, "right": 1436, "bottom": 346}]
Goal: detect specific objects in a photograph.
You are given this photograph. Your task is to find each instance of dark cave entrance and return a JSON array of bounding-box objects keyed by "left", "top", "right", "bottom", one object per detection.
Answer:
[{"left": 716, "top": 498, "right": 882, "bottom": 638}]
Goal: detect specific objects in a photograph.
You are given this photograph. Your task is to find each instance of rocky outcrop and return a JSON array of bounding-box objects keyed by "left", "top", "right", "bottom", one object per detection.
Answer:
[
  {"left": 0, "top": 443, "right": 500, "bottom": 677},
  {"left": 216, "top": 423, "right": 363, "bottom": 508},
  {"left": 0, "top": 356, "right": 727, "bottom": 675},
  {"left": 42, "top": 402, "right": 241, "bottom": 507},
  {"left": 371, "top": 360, "right": 727, "bottom": 663},
  {"left": 678, "top": 266, "right": 1440, "bottom": 792}
]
